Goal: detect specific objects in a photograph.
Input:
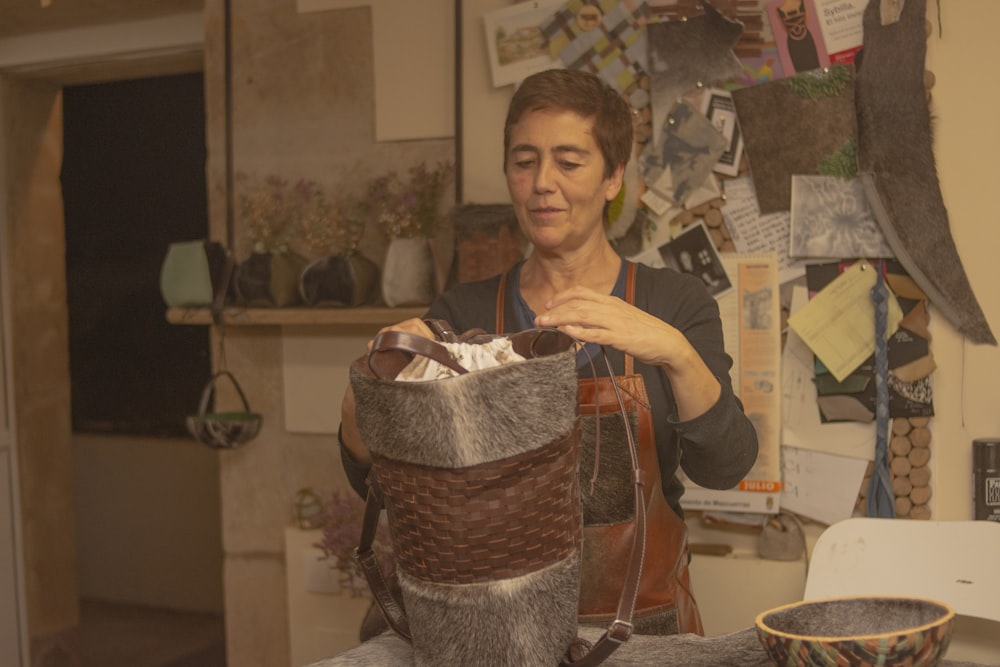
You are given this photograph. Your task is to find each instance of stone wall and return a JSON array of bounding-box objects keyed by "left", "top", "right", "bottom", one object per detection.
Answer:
[{"left": 201, "top": 2, "right": 455, "bottom": 664}]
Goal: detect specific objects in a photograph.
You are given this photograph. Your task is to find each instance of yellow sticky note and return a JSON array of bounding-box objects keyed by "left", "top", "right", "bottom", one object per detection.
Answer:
[{"left": 787, "top": 261, "right": 902, "bottom": 382}]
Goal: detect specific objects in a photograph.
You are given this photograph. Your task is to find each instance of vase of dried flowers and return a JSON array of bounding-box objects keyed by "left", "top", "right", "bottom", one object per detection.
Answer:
[
  {"left": 375, "top": 161, "right": 454, "bottom": 307},
  {"left": 296, "top": 180, "right": 379, "bottom": 307},
  {"left": 232, "top": 174, "right": 308, "bottom": 307}
]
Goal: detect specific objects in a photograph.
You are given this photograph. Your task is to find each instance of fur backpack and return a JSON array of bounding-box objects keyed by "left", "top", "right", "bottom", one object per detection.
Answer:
[{"left": 350, "top": 324, "right": 645, "bottom": 667}]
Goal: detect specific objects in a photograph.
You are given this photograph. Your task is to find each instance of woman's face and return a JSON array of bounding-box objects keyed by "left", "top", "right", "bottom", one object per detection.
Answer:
[{"left": 505, "top": 108, "right": 623, "bottom": 255}]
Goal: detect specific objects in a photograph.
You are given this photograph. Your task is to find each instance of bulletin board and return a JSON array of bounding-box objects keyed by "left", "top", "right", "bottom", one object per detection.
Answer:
[{"left": 453, "top": 0, "right": 993, "bottom": 524}]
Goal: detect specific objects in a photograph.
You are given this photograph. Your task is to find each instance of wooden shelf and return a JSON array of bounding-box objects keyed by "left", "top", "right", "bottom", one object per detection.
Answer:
[{"left": 166, "top": 306, "right": 426, "bottom": 327}]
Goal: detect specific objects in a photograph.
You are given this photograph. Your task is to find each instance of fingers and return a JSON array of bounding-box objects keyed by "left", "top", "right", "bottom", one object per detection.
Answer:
[{"left": 535, "top": 287, "right": 625, "bottom": 331}]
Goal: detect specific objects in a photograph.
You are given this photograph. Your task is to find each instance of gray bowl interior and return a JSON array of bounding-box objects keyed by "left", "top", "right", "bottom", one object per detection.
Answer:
[{"left": 761, "top": 597, "right": 950, "bottom": 638}]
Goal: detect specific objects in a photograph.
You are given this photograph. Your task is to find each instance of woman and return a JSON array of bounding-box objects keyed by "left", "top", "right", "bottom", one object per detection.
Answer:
[{"left": 341, "top": 68, "right": 758, "bottom": 636}]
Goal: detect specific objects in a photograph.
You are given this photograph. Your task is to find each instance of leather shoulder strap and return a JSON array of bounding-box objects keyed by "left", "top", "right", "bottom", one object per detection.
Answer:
[{"left": 495, "top": 270, "right": 509, "bottom": 333}]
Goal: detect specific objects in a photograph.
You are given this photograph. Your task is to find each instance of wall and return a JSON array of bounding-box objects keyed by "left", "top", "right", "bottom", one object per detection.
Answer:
[
  {"left": 72, "top": 434, "right": 223, "bottom": 613},
  {"left": 922, "top": 2, "right": 1000, "bottom": 519},
  {"left": 200, "top": 2, "right": 454, "bottom": 665}
]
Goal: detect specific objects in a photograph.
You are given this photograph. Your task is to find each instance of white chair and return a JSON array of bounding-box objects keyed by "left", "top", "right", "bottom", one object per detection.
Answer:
[{"left": 804, "top": 517, "right": 1000, "bottom": 664}]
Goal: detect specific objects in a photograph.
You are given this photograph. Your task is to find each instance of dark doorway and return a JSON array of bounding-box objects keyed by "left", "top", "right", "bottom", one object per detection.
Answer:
[{"left": 61, "top": 72, "right": 211, "bottom": 437}]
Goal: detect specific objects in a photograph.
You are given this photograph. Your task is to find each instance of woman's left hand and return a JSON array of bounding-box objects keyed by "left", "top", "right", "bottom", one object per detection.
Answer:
[
  {"left": 535, "top": 285, "right": 721, "bottom": 421},
  {"left": 534, "top": 285, "right": 686, "bottom": 368}
]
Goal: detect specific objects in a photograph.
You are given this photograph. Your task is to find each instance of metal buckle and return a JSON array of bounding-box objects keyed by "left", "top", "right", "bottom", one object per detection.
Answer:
[{"left": 608, "top": 619, "right": 634, "bottom": 643}]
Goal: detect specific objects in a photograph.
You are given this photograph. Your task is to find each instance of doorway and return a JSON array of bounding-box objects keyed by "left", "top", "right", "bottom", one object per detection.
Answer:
[{"left": 60, "top": 72, "right": 225, "bottom": 666}]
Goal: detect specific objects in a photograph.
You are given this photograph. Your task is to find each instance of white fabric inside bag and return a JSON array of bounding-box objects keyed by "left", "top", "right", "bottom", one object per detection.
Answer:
[{"left": 396, "top": 338, "right": 527, "bottom": 382}]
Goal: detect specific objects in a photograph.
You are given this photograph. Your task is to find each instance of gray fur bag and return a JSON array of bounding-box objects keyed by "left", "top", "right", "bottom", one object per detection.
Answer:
[{"left": 350, "top": 327, "right": 587, "bottom": 667}]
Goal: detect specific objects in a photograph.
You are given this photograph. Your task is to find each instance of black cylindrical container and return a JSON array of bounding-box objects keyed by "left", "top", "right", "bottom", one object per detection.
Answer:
[{"left": 973, "top": 439, "right": 1000, "bottom": 522}]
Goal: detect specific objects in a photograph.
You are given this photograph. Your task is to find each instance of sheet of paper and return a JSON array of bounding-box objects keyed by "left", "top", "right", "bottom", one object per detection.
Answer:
[
  {"left": 813, "top": 0, "right": 865, "bottom": 64},
  {"left": 787, "top": 260, "right": 902, "bottom": 382},
  {"left": 721, "top": 176, "right": 809, "bottom": 284},
  {"left": 680, "top": 253, "right": 783, "bottom": 514},
  {"left": 781, "top": 285, "right": 875, "bottom": 459},
  {"left": 780, "top": 445, "right": 868, "bottom": 525}
]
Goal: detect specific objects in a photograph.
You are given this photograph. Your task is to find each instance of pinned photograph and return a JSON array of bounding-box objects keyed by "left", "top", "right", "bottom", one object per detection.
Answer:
[
  {"left": 658, "top": 221, "right": 732, "bottom": 297},
  {"left": 700, "top": 89, "right": 744, "bottom": 177},
  {"left": 639, "top": 99, "right": 728, "bottom": 207},
  {"left": 483, "top": 0, "right": 562, "bottom": 88},
  {"left": 766, "top": 0, "right": 830, "bottom": 76}
]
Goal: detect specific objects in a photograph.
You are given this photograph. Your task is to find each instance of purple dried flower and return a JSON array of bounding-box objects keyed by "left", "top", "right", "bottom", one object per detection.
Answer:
[{"left": 312, "top": 487, "right": 394, "bottom": 598}]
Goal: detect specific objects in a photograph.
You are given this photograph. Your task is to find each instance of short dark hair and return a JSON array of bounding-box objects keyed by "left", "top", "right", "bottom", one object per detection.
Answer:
[{"left": 503, "top": 69, "right": 633, "bottom": 180}]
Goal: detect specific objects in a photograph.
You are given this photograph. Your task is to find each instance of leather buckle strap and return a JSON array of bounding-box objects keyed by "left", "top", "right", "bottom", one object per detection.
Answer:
[
  {"left": 608, "top": 620, "right": 634, "bottom": 643},
  {"left": 353, "top": 480, "right": 411, "bottom": 641}
]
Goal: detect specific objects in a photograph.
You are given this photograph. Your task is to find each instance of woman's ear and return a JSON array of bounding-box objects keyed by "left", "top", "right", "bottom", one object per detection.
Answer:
[{"left": 605, "top": 164, "right": 625, "bottom": 202}]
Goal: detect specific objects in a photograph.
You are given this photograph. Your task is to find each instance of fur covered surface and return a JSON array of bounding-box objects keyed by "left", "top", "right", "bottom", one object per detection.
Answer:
[
  {"left": 309, "top": 626, "right": 990, "bottom": 667},
  {"left": 311, "top": 627, "right": 772, "bottom": 666},
  {"left": 579, "top": 412, "right": 638, "bottom": 524},
  {"left": 397, "top": 556, "right": 581, "bottom": 667},
  {"left": 350, "top": 348, "right": 578, "bottom": 468},
  {"left": 856, "top": 0, "right": 995, "bottom": 344}
]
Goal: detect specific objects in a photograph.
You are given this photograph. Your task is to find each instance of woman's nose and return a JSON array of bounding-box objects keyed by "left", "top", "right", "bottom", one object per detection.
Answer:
[{"left": 533, "top": 159, "right": 555, "bottom": 193}]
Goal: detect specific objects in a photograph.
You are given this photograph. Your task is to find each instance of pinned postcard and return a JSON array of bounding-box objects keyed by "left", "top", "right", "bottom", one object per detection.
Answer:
[
  {"left": 639, "top": 99, "right": 727, "bottom": 207},
  {"left": 657, "top": 221, "right": 733, "bottom": 298},
  {"left": 766, "top": 0, "right": 831, "bottom": 76},
  {"left": 483, "top": 0, "right": 563, "bottom": 88},
  {"left": 700, "top": 89, "right": 745, "bottom": 177}
]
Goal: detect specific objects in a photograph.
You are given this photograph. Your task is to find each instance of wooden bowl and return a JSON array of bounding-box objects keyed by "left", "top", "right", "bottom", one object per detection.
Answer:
[{"left": 755, "top": 595, "right": 955, "bottom": 667}]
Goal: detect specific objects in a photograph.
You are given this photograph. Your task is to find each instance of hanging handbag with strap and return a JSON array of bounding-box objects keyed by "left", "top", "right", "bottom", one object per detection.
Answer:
[
  {"left": 496, "top": 261, "right": 704, "bottom": 636},
  {"left": 350, "top": 324, "right": 646, "bottom": 667}
]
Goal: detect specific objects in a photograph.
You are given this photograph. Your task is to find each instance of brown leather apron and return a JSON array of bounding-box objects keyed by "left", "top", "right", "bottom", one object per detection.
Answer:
[{"left": 496, "top": 261, "right": 704, "bottom": 636}]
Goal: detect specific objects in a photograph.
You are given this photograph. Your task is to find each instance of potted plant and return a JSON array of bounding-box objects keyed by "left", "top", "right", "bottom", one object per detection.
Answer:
[
  {"left": 233, "top": 173, "right": 308, "bottom": 307},
  {"left": 296, "top": 180, "right": 379, "bottom": 307},
  {"left": 373, "top": 161, "right": 454, "bottom": 307}
]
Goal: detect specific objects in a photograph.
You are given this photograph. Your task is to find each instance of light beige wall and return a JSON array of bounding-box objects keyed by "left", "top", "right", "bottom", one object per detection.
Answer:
[
  {"left": 72, "top": 433, "right": 223, "bottom": 613},
  {"left": 924, "top": 0, "right": 1000, "bottom": 520}
]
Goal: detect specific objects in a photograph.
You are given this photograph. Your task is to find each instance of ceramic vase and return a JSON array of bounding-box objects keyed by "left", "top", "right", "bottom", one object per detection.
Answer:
[
  {"left": 298, "top": 253, "right": 380, "bottom": 307},
  {"left": 234, "top": 251, "right": 307, "bottom": 307},
  {"left": 381, "top": 236, "right": 435, "bottom": 307}
]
